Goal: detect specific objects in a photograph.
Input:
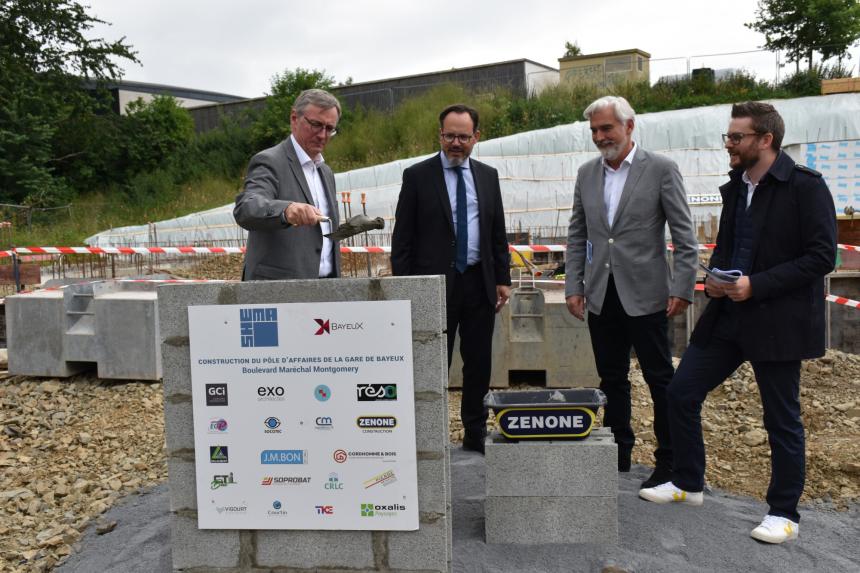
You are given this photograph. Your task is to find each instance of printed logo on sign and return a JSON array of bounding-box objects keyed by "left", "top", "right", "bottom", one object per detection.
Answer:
[
  {"left": 240, "top": 307, "right": 279, "bottom": 347},
  {"left": 261, "top": 450, "right": 308, "bottom": 465},
  {"left": 263, "top": 417, "right": 282, "bottom": 434},
  {"left": 208, "top": 418, "right": 228, "bottom": 433},
  {"left": 210, "top": 472, "right": 237, "bottom": 490},
  {"left": 356, "top": 415, "right": 397, "bottom": 433},
  {"left": 314, "top": 319, "right": 330, "bottom": 335},
  {"left": 315, "top": 505, "right": 334, "bottom": 515},
  {"left": 261, "top": 476, "right": 311, "bottom": 486},
  {"left": 267, "top": 500, "right": 288, "bottom": 516},
  {"left": 336, "top": 450, "right": 397, "bottom": 462},
  {"left": 209, "top": 446, "right": 229, "bottom": 463},
  {"left": 315, "top": 416, "right": 333, "bottom": 430},
  {"left": 356, "top": 383, "right": 397, "bottom": 402},
  {"left": 361, "top": 503, "right": 406, "bottom": 517},
  {"left": 257, "top": 386, "right": 285, "bottom": 402},
  {"left": 314, "top": 385, "right": 332, "bottom": 402},
  {"left": 363, "top": 469, "right": 397, "bottom": 489},
  {"left": 333, "top": 449, "right": 348, "bottom": 463},
  {"left": 205, "top": 384, "right": 228, "bottom": 406},
  {"left": 325, "top": 472, "right": 344, "bottom": 490},
  {"left": 215, "top": 504, "right": 246, "bottom": 514}
]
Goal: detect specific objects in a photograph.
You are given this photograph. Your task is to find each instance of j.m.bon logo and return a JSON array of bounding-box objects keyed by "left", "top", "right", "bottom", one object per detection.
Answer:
[{"left": 240, "top": 308, "right": 278, "bottom": 347}]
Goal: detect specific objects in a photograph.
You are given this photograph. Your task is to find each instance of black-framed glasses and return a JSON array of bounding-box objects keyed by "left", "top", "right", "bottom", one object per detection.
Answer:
[
  {"left": 303, "top": 116, "right": 337, "bottom": 136},
  {"left": 440, "top": 133, "right": 474, "bottom": 144},
  {"left": 721, "top": 132, "right": 760, "bottom": 145}
]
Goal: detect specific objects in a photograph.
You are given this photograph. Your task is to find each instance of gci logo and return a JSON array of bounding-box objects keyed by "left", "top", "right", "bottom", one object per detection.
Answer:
[{"left": 205, "top": 384, "right": 228, "bottom": 406}]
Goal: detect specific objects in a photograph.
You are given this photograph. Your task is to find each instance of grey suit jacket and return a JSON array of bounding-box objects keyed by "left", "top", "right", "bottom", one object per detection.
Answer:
[
  {"left": 234, "top": 138, "right": 341, "bottom": 280},
  {"left": 565, "top": 147, "right": 697, "bottom": 316}
]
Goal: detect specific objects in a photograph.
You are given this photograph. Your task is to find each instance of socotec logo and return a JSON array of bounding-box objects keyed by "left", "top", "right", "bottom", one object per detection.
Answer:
[
  {"left": 356, "top": 384, "right": 397, "bottom": 402},
  {"left": 240, "top": 307, "right": 278, "bottom": 347},
  {"left": 356, "top": 416, "right": 397, "bottom": 433},
  {"left": 205, "top": 384, "right": 228, "bottom": 406},
  {"left": 264, "top": 417, "right": 282, "bottom": 434}
]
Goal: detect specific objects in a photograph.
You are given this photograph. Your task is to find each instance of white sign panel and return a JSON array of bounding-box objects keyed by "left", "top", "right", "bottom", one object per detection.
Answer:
[
  {"left": 188, "top": 300, "right": 418, "bottom": 530},
  {"left": 801, "top": 140, "right": 860, "bottom": 215}
]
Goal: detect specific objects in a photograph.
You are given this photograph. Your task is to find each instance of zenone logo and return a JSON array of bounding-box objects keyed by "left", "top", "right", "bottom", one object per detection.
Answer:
[
  {"left": 356, "top": 383, "right": 397, "bottom": 401},
  {"left": 333, "top": 449, "right": 347, "bottom": 463},
  {"left": 205, "top": 383, "right": 228, "bottom": 406},
  {"left": 240, "top": 307, "right": 279, "bottom": 348},
  {"left": 209, "top": 446, "right": 228, "bottom": 463},
  {"left": 315, "top": 505, "right": 334, "bottom": 515},
  {"left": 356, "top": 416, "right": 397, "bottom": 433},
  {"left": 314, "top": 318, "right": 331, "bottom": 335},
  {"left": 264, "top": 417, "right": 282, "bottom": 433},
  {"left": 315, "top": 385, "right": 332, "bottom": 402}
]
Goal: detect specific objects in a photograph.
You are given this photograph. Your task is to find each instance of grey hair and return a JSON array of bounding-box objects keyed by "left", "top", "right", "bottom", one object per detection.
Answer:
[
  {"left": 583, "top": 95, "right": 635, "bottom": 124},
  {"left": 293, "top": 89, "right": 341, "bottom": 118}
]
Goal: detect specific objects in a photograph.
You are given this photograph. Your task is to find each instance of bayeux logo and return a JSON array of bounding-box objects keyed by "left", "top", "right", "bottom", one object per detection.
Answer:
[{"left": 314, "top": 319, "right": 330, "bottom": 335}]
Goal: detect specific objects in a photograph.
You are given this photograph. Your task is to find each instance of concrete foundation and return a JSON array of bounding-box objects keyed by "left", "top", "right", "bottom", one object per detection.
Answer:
[
  {"left": 484, "top": 427, "right": 618, "bottom": 545},
  {"left": 158, "top": 276, "right": 452, "bottom": 573}
]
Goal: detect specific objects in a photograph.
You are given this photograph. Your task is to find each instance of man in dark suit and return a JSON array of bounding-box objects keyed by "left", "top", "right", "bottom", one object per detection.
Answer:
[
  {"left": 234, "top": 89, "right": 341, "bottom": 280},
  {"left": 391, "top": 104, "right": 512, "bottom": 454},
  {"left": 639, "top": 102, "right": 837, "bottom": 545}
]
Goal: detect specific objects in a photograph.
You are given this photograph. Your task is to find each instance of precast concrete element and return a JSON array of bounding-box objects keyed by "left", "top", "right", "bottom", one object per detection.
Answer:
[
  {"left": 158, "top": 276, "right": 452, "bottom": 573},
  {"left": 450, "top": 287, "right": 599, "bottom": 388},
  {"left": 6, "top": 280, "right": 161, "bottom": 380},
  {"left": 484, "top": 427, "right": 618, "bottom": 545}
]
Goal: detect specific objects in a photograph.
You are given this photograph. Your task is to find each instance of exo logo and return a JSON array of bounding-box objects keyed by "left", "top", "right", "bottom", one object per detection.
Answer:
[
  {"left": 314, "top": 319, "right": 330, "bottom": 335},
  {"left": 315, "top": 505, "right": 334, "bottom": 515}
]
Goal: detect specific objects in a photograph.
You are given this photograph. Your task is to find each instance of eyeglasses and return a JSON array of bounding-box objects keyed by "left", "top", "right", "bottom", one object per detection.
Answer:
[
  {"left": 440, "top": 133, "right": 474, "bottom": 144},
  {"left": 721, "top": 132, "right": 760, "bottom": 145},
  {"left": 303, "top": 116, "right": 337, "bottom": 136}
]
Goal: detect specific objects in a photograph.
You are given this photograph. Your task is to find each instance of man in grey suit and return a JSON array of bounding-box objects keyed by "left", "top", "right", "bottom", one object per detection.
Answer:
[
  {"left": 565, "top": 96, "right": 698, "bottom": 488},
  {"left": 234, "top": 89, "right": 341, "bottom": 280}
]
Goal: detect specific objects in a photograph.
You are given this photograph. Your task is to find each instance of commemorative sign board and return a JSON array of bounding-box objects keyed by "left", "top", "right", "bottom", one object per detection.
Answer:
[{"left": 188, "top": 300, "right": 418, "bottom": 530}]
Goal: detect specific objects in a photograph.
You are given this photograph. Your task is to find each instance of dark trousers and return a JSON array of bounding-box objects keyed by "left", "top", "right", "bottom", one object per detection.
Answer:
[
  {"left": 587, "top": 276, "right": 674, "bottom": 467},
  {"left": 447, "top": 265, "right": 495, "bottom": 437},
  {"left": 668, "top": 309, "right": 804, "bottom": 522}
]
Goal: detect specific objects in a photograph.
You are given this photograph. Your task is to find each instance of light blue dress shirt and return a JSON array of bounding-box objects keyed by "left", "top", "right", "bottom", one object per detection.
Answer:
[{"left": 440, "top": 152, "right": 480, "bottom": 266}]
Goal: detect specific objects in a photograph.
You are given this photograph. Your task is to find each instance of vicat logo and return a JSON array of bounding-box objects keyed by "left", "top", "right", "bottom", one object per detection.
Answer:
[
  {"left": 356, "top": 415, "right": 397, "bottom": 433},
  {"left": 257, "top": 386, "right": 285, "bottom": 401},
  {"left": 205, "top": 384, "right": 228, "bottom": 406},
  {"left": 210, "top": 472, "right": 236, "bottom": 490},
  {"left": 240, "top": 307, "right": 279, "bottom": 348},
  {"left": 325, "top": 472, "right": 344, "bottom": 490},
  {"left": 314, "top": 319, "right": 330, "bottom": 335},
  {"left": 208, "top": 418, "right": 228, "bottom": 433},
  {"left": 264, "top": 417, "right": 282, "bottom": 434},
  {"left": 261, "top": 450, "right": 308, "bottom": 465},
  {"left": 315, "top": 416, "right": 333, "bottom": 430},
  {"left": 209, "top": 446, "right": 229, "bottom": 463},
  {"left": 314, "top": 385, "right": 332, "bottom": 402},
  {"left": 315, "top": 505, "right": 334, "bottom": 515},
  {"left": 356, "top": 383, "right": 397, "bottom": 402}
]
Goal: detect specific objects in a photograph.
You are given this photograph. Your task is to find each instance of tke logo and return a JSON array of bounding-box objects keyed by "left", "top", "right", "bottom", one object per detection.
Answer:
[
  {"left": 205, "top": 384, "right": 228, "bottom": 406},
  {"left": 314, "top": 319, "right": 330, "bottom": 335},
  {"left": 356, "top": 383, "right": 397, "bottom": 402},
  {"left": 315, "top": 505, "right": 334, "bottom": 515}
]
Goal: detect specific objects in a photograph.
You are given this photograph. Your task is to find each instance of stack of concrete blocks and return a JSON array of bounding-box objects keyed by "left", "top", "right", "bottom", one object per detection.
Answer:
[
  {"left": 450, "top": 287, "right": 599, "bottom": 389},
  {"left": 158, "top": 276, "right": 452, "bottom": 572},
  {"left": 484, "top": 427, "right": 618, "bottom": 544},
  {"left": 6, "top": 280, "right": 161, "bottom": 379}
]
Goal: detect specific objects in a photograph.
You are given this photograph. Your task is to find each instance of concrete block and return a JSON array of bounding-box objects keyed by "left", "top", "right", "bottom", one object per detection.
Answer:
[
  {"left": 485, "top": 430, "right": 617, "bottom": 497},
  {"left": 255, "top": 530, "right": 374, "bottom": 569},
  {"left": 163, "top": 398, "right": 195, "bottom": 453},
  {"left": 387, "top": 516, "right": 450, "bottom": 571},
  {"left": 166, "top": 457, "right": 197, "bottom": 511},
  {"left": 156, "top": 283, "right": 225, "bottom": 340},
  {"left": 411, "top": 334, "right": 447, "bottom": 394},
  {"left": 380, "top": 275, "right": 445, "bottom": 334},
  {"left": 161, "top": 343, "right": 192, "bottom": 397},
  {"left": 170, "top": 512, "right": 240, "bottom": 569},
  {"left": 6, "top": 291, "right": 83, "bottom": 377},
  {"left": 417, "top": 457, "right": 448, "bottom": 514},
  {"left": 414, "top": 396, "right": 448, "bottom": 453},
  {"left": 95, "top": 292, "right": 162, "bottom": 379},
  {"left": 485, "top": 495, "right": 618, "bottom": 545}
]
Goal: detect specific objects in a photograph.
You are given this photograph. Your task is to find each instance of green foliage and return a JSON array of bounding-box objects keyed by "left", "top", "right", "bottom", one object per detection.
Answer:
[
  {"left": 563, "top": 41, "right": 582, "bottom": 58},
  {"left": 124, "top": 96, "right": 195, "bottom": 174},
  {"left": 250, "top": 68, "right": 336, "bottom": 150},
  {"left": 747, "top": 0, "right": 860, "bottom": 71}
]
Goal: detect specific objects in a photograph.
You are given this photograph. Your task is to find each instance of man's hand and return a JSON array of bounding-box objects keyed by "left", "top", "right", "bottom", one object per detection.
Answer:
[
  {"left": 704, "top": 276, "right": 728, "bottom": 298},
  {"left": 566, "top": 295, "right": 585, "bottom": 321},
  {"left": 666, "top": 296, "right": 690, "bottom": 317},
  {"left": 285, "top": 203, "right": 324, "bottom": 226},
  {"left": 495, "top": 285, "right": 511, "bottom": 313},
  {"left": 723, "top": 275, "right": 753, "bottom": 302}
]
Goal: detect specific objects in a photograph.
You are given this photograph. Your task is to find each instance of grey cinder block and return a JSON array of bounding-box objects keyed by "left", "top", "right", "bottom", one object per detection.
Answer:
[
  {"left": 170, "top": 512, "right": 240, "bottom": 569},
  {"left": 163, "top": 398, "right": 195, "bottom": 454},
  {"left": 166, "top": 457, "right": 197, "bottom": 512},
  {"left": 255, "top": 530, "right": 374, "bottom": 569},
  {"left": 485, "top": 495, "right": 618, "bottom": 544},
  {"left": 387, "top": 516, "right": 450, "bottom": 571}
]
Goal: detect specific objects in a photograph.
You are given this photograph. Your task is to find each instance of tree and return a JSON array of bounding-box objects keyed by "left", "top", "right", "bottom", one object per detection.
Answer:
[
  {"left": 124, "top": 96, "right": 195, "bottom": 174},
  {"left": 747, "top": 0, "right": 860, "bottom": 72},
  {"left": 0, "top": 0, "right": 137, "bottom": 205},
  {"left": 563, "top": 41, "right": 582, "bottom": 58},
  {"left": 250, "top": 68, "right": 336, "bottom": 150}
]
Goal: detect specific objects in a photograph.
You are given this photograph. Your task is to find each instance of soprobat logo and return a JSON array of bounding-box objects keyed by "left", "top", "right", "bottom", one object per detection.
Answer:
[{"left": 313, "top": 318, "right": 364, "bottom": 335}]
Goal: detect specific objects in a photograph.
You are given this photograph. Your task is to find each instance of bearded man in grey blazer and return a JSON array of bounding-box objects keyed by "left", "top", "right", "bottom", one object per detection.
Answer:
[
  {"left": 234, "top": 89, "right": 341, "bottom": 280},
  {"left": 565, "top": 96, "right": 698, "bottom": 488}
]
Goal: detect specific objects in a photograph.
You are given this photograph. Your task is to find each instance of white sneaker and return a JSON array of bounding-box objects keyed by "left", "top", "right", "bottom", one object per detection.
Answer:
[
  {"left": 638, "top": 481, "right": 704, "bottom": 506},
  {"left": 750, "top": 515, "right": 799, "bottom": 544}
]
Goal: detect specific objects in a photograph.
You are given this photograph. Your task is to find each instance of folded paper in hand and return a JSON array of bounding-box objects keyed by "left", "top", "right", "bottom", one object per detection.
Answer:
[{"left": 699, "top": 262, "right": 742, "bottom": 284}]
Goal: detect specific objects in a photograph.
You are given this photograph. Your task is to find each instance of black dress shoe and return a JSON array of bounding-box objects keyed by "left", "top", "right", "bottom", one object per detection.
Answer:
[
  {"left": 641, "top": 465, "right": 673, "bottom": 489},
  {"left": 462, "top": 434, "right": 485, "bottom": 455},
  {"left": 618, "top": 448, "right": 632, "bottom": 472}
]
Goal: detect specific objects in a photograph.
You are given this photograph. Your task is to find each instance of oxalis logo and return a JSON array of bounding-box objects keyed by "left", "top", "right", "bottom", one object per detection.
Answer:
[{"left": 360, "top": 502, "right": 406, "bottom": 517}]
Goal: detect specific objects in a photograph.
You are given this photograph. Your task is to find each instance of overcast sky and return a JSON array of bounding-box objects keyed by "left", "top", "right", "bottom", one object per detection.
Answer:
[{"left": 85, "top": 0, "right": 860, "bottom": 98}]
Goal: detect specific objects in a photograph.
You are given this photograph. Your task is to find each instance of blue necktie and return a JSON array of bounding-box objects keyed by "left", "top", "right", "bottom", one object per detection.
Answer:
[{"left": 454, "top": 166, "right": 468, "bottom": 273}]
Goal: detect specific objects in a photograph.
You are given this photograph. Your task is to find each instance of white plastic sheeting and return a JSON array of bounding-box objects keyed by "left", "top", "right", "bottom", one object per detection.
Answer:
[{"left": 85, "top": 94, "right": 860, "bottom": 246}]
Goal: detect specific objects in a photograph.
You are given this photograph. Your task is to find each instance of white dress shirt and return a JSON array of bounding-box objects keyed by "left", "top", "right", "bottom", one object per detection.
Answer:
[
  {"left": 602, "top": 143, "right": 637, "bottom": 227},
  {"left": 440, "top": 152, "right": 481, "bottom": 265},
  {"left": 741, "top": 171, "right": 757, "bottom": 209},
  {"left": 290, "top": 135, "right": 333, "bottom": 277}
]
